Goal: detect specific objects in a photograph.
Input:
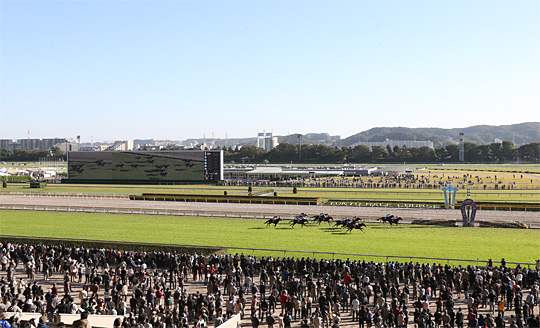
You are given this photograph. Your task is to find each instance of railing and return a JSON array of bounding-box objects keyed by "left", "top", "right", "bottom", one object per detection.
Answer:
[
  {"left": 1, "top": 203, "right": 539, "bottom": 229},
  {"left": 0, "top": 203, "right": 310, "bottom": 218},
  {"left": 325, "top": 200, "right": 540, "bottom": 211},
  {"left": 0, "top": 191, "right": 132, "bottom": 198},
  {"left": 3, "top": 189, "right": 538, "bottom": 201},
  {"left": 0, "top": 189, "right": 258, "bottom": 197},
  {"left": 2, "top": 311, "right": 118, "bottom": 328},
  {"left": 222, "top": 181, "right": 540, "bottom": 191},
  {"left": 2, "top": 185, "right": 267, "bottom": 194},
  {"left": 217, "top": 313, "right": 241, "bottom": 328},
  {"left": 300, "top": 189, "right": 540, "bottom": 199},
  {"left": 221, "top": 247, "right": 537, "bottom": 268},
  {"left": 0, "top": 235, "right": 536, "bottom": 268}
]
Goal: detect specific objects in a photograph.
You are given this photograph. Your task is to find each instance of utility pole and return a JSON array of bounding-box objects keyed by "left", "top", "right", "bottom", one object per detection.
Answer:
[
  {"left": 297, "top": 134, "right": 302, "bottom": 162},
  {"left": 459, "top": 133, "right": 465, "bottom": 162}
]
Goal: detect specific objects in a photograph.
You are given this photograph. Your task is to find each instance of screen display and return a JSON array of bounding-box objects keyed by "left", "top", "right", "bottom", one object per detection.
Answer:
[{"left": 68, "top": 151, "right": 222, "bottom": 181}]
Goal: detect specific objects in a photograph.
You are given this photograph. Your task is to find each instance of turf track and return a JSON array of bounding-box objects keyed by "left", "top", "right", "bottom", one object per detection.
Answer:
[{"left": 1, "top": 209, "right": 539, "bottom": 265}]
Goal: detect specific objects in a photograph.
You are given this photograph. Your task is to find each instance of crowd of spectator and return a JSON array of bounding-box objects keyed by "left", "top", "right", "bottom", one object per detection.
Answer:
[
  {"left": 220, "top": 173, "right": 535, "bottom": 191},
  {"left": 0, "top": 242, "right": 539, "bottom": 328}
]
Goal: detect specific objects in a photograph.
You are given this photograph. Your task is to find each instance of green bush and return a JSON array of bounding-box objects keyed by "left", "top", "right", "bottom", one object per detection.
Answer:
[
  {"left": 30, "top": 181, "right": 46, "bottom": 188},
  {"left": 130, "top": 193, "right": 321, "bottom": 205},
  {"left": 293, "top": 186, "right": 298, "bottom": 194},
  {"left": 224, "top": 191, "right": 228, "bottom": 196},
  {"left": 2, "top": 180, "right": 6, "bottom": 188},
  {"left": 5, "top": 176, "right": 32, "bottom": 183}
]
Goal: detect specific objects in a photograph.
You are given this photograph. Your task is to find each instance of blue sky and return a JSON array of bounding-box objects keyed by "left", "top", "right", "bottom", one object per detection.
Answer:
[{"left": 1, "top": 0, "right": 539, "bottom": 142}]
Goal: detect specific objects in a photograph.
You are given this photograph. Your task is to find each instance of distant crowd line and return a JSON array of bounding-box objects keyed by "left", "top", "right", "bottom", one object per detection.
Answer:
[
  {"left": 0, "top": 242, "right": 539, "bottom": 328},
  {"left": 220, "top": 173, "right": 536, "bottom": 191}
]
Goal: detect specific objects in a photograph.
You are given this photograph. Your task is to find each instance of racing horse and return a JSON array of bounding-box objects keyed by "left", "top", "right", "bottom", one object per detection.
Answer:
[
  {"left": 334, "top": 216, "right": 360, "bottom": 228},
  {"left": 346, "top": 222, "right": 367, "bottom": 233},
  {"left": 377, "top": 214, "right": 395, "bottom": 224},
  {"left": 387, "top": 216, "right": 403, "bottom": 226},
  {"left": 312, "top": 213, "right": 334, "bottom": 225},
  {"left": 290, "top": 217, "right": 310, "bottom": 228},
  {"left": 333, "top": 218, "right": 351, "bottom": 228},
  {"left": 264, "top": 216, "right": 282, "bottom": 228}
]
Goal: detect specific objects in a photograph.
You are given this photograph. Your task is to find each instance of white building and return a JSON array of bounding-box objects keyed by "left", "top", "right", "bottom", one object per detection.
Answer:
[
  {"left": 257, "top": 131, "right": 279, "bottom": 151},
  {"left": 104, "top": 140, "right": 134, "bottom": 151},
  {"left": 0, "top": 138, "right": 77, "bottom": 152},
  {"left": 55, "top": 141, "right": 79, "bottom": 153}
]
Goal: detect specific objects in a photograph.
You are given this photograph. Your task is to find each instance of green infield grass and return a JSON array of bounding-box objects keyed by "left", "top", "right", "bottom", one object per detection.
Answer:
[{"left": 1, "top": 210, "right": 538, "bottom": 265}]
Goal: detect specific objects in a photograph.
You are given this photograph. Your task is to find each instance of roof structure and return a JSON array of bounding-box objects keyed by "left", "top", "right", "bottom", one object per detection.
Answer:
[
  {"left": 376, "top": 166, "right": 415, "bottom": 173},
  {"left": 245, "top": 166, "right": 343, "bottom": 176}
]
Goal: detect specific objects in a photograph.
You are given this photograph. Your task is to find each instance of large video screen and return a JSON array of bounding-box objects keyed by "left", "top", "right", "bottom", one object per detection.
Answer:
[{"left": 68, "top": 151, "right": 223, "bottom": 182}]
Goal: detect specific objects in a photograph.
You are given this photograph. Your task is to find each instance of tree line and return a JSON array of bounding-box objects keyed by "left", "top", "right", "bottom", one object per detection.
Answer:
[
  {"left": 1, "top": 141, "right": 538, "bottom": 164},
  {"left": 0, "top": 146, "right": 65, "bottom": 161},
  {"left": 222, "top": 141, "right": 539, "bottom": 164}
]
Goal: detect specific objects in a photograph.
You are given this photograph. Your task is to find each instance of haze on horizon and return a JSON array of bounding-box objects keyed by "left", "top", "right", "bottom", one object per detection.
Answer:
[{"left": 1, "top": 0, "right": 539, "bottom": 143}]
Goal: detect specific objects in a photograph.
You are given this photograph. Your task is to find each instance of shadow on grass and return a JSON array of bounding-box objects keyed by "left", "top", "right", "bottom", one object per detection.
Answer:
[
  {"left": 329, "top": 230, "right": 368, "bottom": 235},
  {"left": 250, "top": 226, "right": 295, "bottom": 230},
  {"left": 320, "top": 227, "right": 367, "bottom": 235},
  {"left": 320, "top": 227, "right": 339, "bottom": 232},
  {"left": 405, "top": 225, "right": 448, "bottom": 229}
]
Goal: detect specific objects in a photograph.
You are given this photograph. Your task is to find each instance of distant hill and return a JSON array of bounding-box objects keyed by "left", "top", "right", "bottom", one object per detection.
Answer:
[
  {"left": 340, "top": 122, "right": 540, "bottom": 148},
  {"left": 176, "top": 122, "right": 539, "bottom": 149}
]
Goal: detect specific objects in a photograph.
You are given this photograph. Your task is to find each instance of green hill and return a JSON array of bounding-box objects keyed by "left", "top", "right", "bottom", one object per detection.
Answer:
[{"left": 340, "top": 122, "right": 540, "bottom": 148}]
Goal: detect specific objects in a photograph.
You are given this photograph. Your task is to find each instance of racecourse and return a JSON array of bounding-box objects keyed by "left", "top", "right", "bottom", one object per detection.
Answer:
[
  {"left": 1, "top": 195, "right": 540, "bottom": 265},
  {"left": 1, "top": 209, "right": 539, "bottom": 264}
]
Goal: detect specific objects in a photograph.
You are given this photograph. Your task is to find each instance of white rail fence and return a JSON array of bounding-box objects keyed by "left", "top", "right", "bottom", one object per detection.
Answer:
[{"left": 1, "top": 203, "right": 539, "bottom": 229}]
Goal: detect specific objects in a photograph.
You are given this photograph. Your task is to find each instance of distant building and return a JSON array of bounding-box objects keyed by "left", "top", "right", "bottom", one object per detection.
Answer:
[
  {"left": 224, "top": 165, "right": 344, "bottom": 181},
  {"left": 0, "top": 138, "right": 77, "bottom": 152},
  {"left": 351, "top": 139, "right": 434, "bottom": 150},
  {"left": 79, "top": 146, "right": 99, "bottom": 151},
  {"left": 103, "top": 140, "right": 134, "bottom": 151},
  {"left": 257, "top": 131, "right": 279, "bottom": 151},
  {"left": 133, "top": 139, "right": 156, "bottom": 149},
  {"left": 55, "top": 141, "right": 79, "bottom": 153},
  {"left": 142, "top": 145, "right": 165, "bottom": 151},
  {"left": 375, "top": 166, "right": 415, "bottom": 177}
]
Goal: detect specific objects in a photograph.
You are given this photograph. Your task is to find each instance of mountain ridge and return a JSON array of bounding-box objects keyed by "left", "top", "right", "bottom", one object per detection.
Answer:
[
  {"left": 179, "top": 122, "right": 539, "bottom": 148},
  {"left": 340, "top": 122, "right": 539, "bottom": 148}
]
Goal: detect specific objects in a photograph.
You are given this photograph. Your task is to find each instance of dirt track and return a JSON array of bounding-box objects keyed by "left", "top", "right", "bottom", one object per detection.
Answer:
[{"left": 1, "top": 195, "right": 539, "bottom": 223}]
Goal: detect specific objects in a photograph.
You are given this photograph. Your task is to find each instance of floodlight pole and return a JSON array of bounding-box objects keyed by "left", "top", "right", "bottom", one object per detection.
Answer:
[
  {"left": 459, "top": 133, "right": 465, "bottom": 162},
  {"left": 298, "top": 134, "right": 302, "bottom": 162}
]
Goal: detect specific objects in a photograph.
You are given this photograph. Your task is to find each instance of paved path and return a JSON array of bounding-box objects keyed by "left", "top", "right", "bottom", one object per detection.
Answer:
[{"left": 1, "top": 195, "right": 539, "bottom": 223}]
